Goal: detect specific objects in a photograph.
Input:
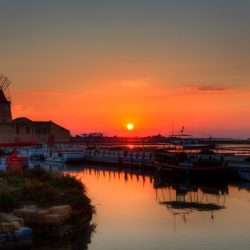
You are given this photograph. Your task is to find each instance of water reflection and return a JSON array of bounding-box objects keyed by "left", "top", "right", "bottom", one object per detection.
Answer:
[
  {"left": 70, "top": 167, "right": 229, "bottom": 223},
  {"left": 70, "top": 167, "right": 154, "bottom": 185},
  {"left": 154, "top": 177, "right": 227, "bottom": 226},
  {"left": 67, "top": 166, "right": 250, "bottom": 250}
]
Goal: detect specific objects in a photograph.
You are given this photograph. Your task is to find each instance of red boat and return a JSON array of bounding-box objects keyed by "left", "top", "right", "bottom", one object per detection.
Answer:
[{"left": 6, "top": 150, "right": 28, "bottom": 172}]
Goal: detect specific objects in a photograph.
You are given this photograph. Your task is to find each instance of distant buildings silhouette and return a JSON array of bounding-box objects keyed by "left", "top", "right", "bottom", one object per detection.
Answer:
[{"left": 0, "top": 85, "right": 70, "bottom": 145}]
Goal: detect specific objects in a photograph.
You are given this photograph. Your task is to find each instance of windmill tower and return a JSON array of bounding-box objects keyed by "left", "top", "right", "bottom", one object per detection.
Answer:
[{"left": 0, "top": 74, "right": 12, "bottom": 122}]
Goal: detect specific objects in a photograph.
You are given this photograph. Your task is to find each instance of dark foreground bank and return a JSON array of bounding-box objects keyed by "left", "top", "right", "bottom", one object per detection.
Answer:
[{"left": 0, "top": 168, "right": 95, "bottom": 250}]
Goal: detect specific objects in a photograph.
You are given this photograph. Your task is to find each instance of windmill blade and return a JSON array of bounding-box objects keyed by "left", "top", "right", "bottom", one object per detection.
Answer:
[
  {"left": 0, "top": 75, "right": 4, "bottom": 88},
  {"left": 0, "top": 75, "right": 11, "bottom": 91},
  {"left": 1, "top": 78, "right": 8, "bottom": 90},
  {"left": 4, "top": 79, "right": 10, "bottom": 90},
  {"left": 2, "top": 83, "right": 7, "bottom": 91},
  {"left": 5, "top": 81, "right": 11, "bottom": 90},
  {"left": 4, "top": 83, "right": 10, "bottom": 92},
  {"left": 0, "top": 78, "right": 6, "bottom": 90}
]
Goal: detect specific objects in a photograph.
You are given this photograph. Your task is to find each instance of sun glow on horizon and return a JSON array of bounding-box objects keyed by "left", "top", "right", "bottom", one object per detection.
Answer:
[{"left": 126, "top": 122, "right": 134, "bottom": 131}]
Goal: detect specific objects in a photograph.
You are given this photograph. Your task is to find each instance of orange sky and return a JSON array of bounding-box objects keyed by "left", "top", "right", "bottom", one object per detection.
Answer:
[
  {"left": 11, "top": 78, "right": 250, "bottom": 137},
  {"left": 1, "top": 1, "right": 250, "bottom": 138}
]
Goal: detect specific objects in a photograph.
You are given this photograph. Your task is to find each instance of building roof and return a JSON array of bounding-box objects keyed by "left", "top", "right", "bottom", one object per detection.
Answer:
[
  {"left": 0, "top": 89, "right": 9, "bottom": 103},
  {"left": 13, "top": 117, "right": 33, "bottom": 123},
  {"left": 13, "top": 117, "right": 70, "bottom": 133},
  {"left": 33, "top": 121, "right": 70, "bottom": 132}
]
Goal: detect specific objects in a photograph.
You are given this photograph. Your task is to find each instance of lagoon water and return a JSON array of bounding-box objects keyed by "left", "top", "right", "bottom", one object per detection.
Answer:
[{"left": 68, "top": 166, "right": 250, "bottom": 250}]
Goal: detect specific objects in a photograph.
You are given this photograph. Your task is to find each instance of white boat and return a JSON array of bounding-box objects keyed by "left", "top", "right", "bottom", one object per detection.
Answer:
[
  {"left": 17, "top": 146, "right": 46, "bottom": 160},
  {"left": 45, "top": 149, "right": 85, "bottom": 164},
  {"left": 29, "top": 160, "right": 65, "bottom": 172},
  {"left": 84, "top": 148, "right": 154, "bottom": 167}
]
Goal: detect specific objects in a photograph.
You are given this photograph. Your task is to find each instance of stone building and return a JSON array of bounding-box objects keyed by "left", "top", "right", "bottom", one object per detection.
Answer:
[
  {"left": 0, "top": 88, "right": 12, "bottom": 122},
  {"left": 0, "top": 88, "right": 70, "bottom": 145}
]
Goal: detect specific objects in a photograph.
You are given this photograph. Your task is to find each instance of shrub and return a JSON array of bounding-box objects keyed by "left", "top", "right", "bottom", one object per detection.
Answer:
[
  {"left": 21, "top": 179, "right": 59, "bottom": 205},
  {"left": 24, "top": 168, "right": 53, "bottom": 182},
  {"left": 50, "top": 174, "right": 85, "bottom": 193},
  {"left": 0, "top": 168, "right": 94, "bottom": 217},
  {"left": 0, "top": 192, "right": 18, "bottom": 212},
  {"left": 61, "top": 188, "right": 94, "bottom": 213},
  {"left": 6, "top": 175, "right": 25, "bottom": 189}
]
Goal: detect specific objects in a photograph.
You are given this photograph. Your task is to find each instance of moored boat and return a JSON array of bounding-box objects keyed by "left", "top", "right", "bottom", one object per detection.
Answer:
[
  {"left": 155, "top": 150, "right": 227, "bottom": 180},
  {"left": 84, "top": 147, "right": 154, "bottom": 168},
  {"left": 45, "top": 148, "right": 85, "bottom": 164},
  {"left": 6, "top": 151, "right": 28, "bottom": 172}
]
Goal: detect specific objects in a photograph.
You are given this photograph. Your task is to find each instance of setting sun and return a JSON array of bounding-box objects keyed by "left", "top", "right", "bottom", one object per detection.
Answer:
[{"left": 126, "top": 123, "right": 134, "bottom": 131}]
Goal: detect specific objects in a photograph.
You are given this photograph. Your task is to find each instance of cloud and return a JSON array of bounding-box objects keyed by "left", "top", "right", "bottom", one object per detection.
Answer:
[
  {"left": 185, "top": 83, "right": 230, "bottom": 92},
  {"left": 196, "top": 85, "right": 227, "bottom": 92}
]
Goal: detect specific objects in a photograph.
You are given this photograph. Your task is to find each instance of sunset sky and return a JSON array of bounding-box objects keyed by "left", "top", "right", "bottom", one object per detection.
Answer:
[{"left": 0, "top": 1, "right": 250, "bottom": 137}]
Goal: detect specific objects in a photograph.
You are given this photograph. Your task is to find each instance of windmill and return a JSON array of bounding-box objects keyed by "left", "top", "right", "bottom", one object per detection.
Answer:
[
  {"left": 0, "top": 74, "right": 12, "bottom": 122},
  {"left": 0, "top": 74, "right": 11, "bottom": 101}
]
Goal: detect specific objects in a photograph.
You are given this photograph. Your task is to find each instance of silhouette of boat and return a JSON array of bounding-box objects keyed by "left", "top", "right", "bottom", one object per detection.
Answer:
[{"left": 155, "top": 150, "right": 227, "bottom": 179}]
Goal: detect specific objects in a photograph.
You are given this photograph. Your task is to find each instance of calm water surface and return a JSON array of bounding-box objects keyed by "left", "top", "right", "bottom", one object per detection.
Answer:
[{"left": 68, "top": 167, "right": 250, "bottom": 250}]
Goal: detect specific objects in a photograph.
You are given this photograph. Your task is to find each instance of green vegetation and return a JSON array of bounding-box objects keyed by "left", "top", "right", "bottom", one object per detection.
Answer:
[
  {"left": 0, "top": 168, "right": 95, "bottom": 248},
  {"left": 0, "top": 192, "right": 18, "bottom": 212},
  {"left": 0, "top": 168, "right": 94, "bottom": 217}
]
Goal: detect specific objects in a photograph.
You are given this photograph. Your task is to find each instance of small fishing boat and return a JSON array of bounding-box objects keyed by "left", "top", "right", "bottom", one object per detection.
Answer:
[
  {"left": 168, "top": 127, "right": 215, "bottom": 151},
  {"left": 6, "top": 151, "right": 28, "bottom": 172},
  {"left": 155, "top": 150, "right": 227, "bottom": 179}
]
